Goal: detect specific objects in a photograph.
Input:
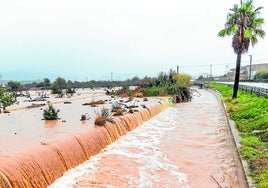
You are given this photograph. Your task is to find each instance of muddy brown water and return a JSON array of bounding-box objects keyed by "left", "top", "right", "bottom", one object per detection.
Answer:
[
  {"left": 0, "top": 88, "right": 248, "bottom": 188},
  {"left": 0, "top": 89, "right": 167, "bottom": 187},
  {"left": 48, "top": 89, "right": 248, "bottom": 188}
]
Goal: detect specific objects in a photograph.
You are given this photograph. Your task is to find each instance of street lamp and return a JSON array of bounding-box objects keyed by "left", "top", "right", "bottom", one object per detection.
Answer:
[{"left": 249, "top": 55, "right": 252, "bottom": 80}]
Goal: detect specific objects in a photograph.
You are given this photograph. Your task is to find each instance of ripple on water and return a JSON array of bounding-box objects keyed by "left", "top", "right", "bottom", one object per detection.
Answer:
[{"left": 49, "top": 108, "right": 190, "bottom": 188}]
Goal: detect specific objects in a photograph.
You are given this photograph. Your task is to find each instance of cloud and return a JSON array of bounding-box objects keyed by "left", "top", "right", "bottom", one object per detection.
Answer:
[{"left": 0, "top": 0, "right": 267, "bottom": 81}]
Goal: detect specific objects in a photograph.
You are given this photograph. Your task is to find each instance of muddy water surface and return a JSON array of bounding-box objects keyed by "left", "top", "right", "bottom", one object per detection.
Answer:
[
  {"left": 49, "top": 89, "right": 247, "bottom": 188},
  {"left": 0, "top": 89, "right": 162, "bottom": 156},
  {"left": 0, "top": 90, "right": 104, "bottom": 155}
]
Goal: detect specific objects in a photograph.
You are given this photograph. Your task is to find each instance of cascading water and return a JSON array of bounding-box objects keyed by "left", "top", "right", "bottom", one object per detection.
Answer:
[
  {"left": 49, "top": 108, "right": 190, "bottom": 188},
  {"left": 0, "top": 104, "right": 164, "bottom": 188},
  {"left": 48, "top": 89, "right": 248, "bottom": 188},
  {"left": 0, "top": 89, "right": 248, "bottom": 188}
]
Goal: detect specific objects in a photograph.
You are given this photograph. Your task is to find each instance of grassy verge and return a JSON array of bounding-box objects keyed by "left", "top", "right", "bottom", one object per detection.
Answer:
[{"left": 206, "top": 83, "right": 268, "bottom": 188}]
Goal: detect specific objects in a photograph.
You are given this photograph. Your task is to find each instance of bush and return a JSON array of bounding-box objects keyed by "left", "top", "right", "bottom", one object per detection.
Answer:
[
  {"left": 43, "top": 103, "right": 60, "bottom": 120},
  {"left": 0, "top": 89, "right": 17, "bottom": 112},
  {"left": 134, "top": 92, "right": 143, "bottom": 98},
  {"left": 143, "top": 86, "right": 159, "bottom": 96},
  {"left": 95, "top": 108, "right": 115, "bottom": 126},
  {"left": 106, "top": 71, "right": 193, "bottom": 102},
  {"left": 66, "top": 88, "right": 76, "bottom": 94},
  {"left": 113, "top": 108, "right": 124, "bottom": 116},
  {"left": 254, "top": 69, "right": 268, "bottom": 80},
  {"left": 172, "top": 73, "right": 191, "bottom": 86}
]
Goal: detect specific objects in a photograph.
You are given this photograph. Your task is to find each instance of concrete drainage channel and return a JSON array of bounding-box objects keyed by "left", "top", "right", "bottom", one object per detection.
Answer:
[{"left": 212, "top": 88, "right": 254, "bottom": 188}]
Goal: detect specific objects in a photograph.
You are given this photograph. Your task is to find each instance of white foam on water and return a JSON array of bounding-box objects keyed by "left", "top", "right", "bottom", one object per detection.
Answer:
[{"left": 49, "top": 108, "right": 190, "bottom": 188}]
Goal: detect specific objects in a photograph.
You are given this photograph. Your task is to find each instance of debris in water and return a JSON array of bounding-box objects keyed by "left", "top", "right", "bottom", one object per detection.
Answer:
[{"left": 210, "top": 175, "right": 222, "bottom": 188}]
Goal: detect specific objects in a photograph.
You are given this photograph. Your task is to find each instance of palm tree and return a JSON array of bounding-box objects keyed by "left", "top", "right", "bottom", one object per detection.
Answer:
[{"left": 218, "top": 0, "right": 265, "bottom": 98}]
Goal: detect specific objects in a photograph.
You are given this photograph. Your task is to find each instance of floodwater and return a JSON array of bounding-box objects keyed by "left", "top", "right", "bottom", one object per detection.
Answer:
[
  {"left": 0, "top": 89, "right": 162, "bottom": 156},
  {"left": 0, "top": 89, "right": 105, "bottom": 155},
  {"left": 49, "top": 89, "right": 248, "bottom": 188},
  {"left": 0, "top": 88, "right": 169, "bottom": 188}
]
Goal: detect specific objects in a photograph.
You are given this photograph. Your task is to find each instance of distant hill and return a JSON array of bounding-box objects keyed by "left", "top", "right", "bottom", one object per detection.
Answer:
[{"left": 1, "top": 79, "right": 42, "bottom": 86}]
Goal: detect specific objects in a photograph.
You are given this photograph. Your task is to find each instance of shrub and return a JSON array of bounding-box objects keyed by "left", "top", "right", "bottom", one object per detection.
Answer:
[
  {"left": 111, "top": 102, "right": 122, "bottom": 112},
  {"left": 80, "top": 113, "right": 90, "bottom": 121},
  {"left": 94, "top": 116, "right": 106, "bottom": 126},
  {"left": 134, "top": 92, "right": 143, "bottom": 98},
  {"left": 0, "top": 92, "right": 17, "bottom": 112},
  {"left": 143, "top": 97, "right": 148, "bottom": 102},
  {"left": 43, "top": 103, "right": 60, "bottom": 120},
  {"left": 95, "top": 108, "right": 115, "bottom": 126},
  {"left": 254, "top": 69, "right": 268, "bottom": 80},
  {"left": 113, "top": 108, "right": 124, "bottom": 116},
  {"left": 66, "top": 88, "right": 76, "bottom": 94},
  {"left": 172, "top": 73, "right": 191, "bottom": 86},
  {"left": 143, "top": 86, "right": 159, "bottom": 96},
  {"left": 96, "top": 100, "right": 105, "bottom": 104}
]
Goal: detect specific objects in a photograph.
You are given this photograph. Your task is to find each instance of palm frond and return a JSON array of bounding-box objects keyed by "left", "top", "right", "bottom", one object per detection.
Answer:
[
  {"left": 218, "top": 0, "right": 265, "bottom": 54},
  {"left": 218, "top": 29, "right": 228, "bottom": 37}
]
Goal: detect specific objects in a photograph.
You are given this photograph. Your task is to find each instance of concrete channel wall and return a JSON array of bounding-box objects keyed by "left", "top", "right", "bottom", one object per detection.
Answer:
[{"left": 210, "top": 88, "right": 254, "bottom": 187}]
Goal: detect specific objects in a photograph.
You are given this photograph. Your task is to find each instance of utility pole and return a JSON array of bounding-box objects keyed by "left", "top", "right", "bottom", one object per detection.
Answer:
[
  {"left": 210, "top": 64, "right": 212, "bottom": 77},
  {"left": 249, "top": 55, "right": 252, "bottom": 80},
  {"left": 0, "top": 75, "right": 2, "bottom": 87},
  {"left": 110, "top": 72, "right": 113, "bottom": 89}
]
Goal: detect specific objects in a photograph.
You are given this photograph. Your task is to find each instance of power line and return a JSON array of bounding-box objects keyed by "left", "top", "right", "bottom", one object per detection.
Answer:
[{"left": 179, "top": 63, "right": 229, "bottom": 68}]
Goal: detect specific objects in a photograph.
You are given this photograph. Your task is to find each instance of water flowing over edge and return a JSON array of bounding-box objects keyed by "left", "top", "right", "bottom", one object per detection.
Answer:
[
  {"left": 48, "top": 108, "right": 190, "bottom": 188},
  {"left": 0, "top": 101, "right": 169, "bottom": 188}
]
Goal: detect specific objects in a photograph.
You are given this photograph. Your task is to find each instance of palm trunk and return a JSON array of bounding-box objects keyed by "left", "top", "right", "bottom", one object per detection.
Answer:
[{"left": 232, "top": 52, "right": 242, "bottom": 98}]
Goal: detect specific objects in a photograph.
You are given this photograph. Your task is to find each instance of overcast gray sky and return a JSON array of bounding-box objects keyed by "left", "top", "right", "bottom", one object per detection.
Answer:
[{"left": 0, "top": 0, "right": 268, "bottom": 81}]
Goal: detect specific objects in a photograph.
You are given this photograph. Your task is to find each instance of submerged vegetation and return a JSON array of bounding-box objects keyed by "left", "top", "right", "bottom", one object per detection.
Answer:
[
  {"left": 94, "top": 70, "right": 193, "bottom": 127},
  {"left": 2, "top": 69, "right": 193, "bottom": 102},
  {"left": 207, "top": 83, "right": 268, "bottom": 187},
  {"left": 43, "top": 103, "right": 60, "bottom": 120},
  {"left": 95, "top": 107, "right": 115, "bottom": 126}
]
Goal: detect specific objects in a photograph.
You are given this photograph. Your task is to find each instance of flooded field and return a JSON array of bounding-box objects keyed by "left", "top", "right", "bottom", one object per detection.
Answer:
[
  {"left": 0, "top": 88, "right": 168, "bottom": 187},
  {"left": 0, "top": 89, "right": 162, "bottom": 156}
]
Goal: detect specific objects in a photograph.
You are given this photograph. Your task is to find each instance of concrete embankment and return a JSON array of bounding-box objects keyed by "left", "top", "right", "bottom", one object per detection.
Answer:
[
  {"left": 211, "top": 88, "right": 254, "bottom": 187},
  {"left": 49, "top": 88, "right": 249, "bottom": 187},
  {"left": 0, "top": 101, "right": 168, "bottom": 188}
]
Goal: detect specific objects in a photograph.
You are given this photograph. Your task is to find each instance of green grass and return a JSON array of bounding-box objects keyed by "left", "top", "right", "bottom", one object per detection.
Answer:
[{"left": 206, "top": 82, "right": 268, "bottom": 187}]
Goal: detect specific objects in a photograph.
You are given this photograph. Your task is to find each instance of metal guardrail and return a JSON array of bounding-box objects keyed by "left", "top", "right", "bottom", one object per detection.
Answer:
[
  {"left": 239, "top": 85, "right": 268, "bottom": 97},
  {"left": 218, "top": 82, "right": 268, "bottom": 98}
]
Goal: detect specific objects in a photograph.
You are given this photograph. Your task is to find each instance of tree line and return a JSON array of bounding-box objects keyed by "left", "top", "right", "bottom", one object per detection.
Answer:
[
  {"left": 3, "top": 74, "right": 165, "bottom": 94},
  {"left": 0, "top": 70, "right": 193, "bottom": 112}
]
